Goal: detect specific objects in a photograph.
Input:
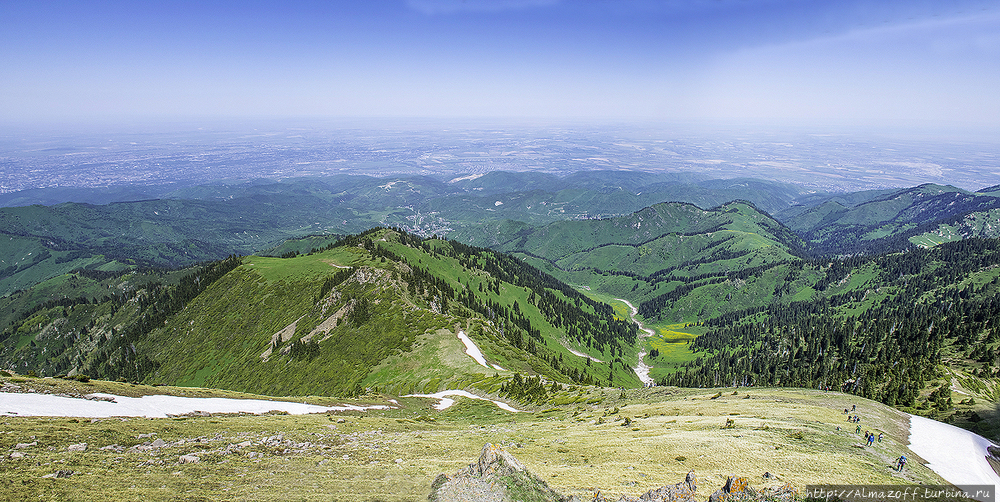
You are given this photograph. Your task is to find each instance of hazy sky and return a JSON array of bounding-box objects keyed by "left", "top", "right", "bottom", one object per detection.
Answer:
[{"left": 3, "top": 0, "right": 999, "bottom": 128}]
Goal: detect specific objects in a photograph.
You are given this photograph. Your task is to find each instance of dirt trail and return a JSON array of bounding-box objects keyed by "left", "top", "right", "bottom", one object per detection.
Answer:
[{"left": 615, "top": 298, "right": 655, "bottom": 386}]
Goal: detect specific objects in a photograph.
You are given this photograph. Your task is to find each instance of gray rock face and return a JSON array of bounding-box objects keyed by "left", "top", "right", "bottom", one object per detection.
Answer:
[{"left": 429, "top": 445, "right": 799, "bottom": 502}]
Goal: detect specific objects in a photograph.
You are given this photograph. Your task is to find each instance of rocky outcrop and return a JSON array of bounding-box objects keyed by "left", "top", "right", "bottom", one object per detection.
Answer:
[
  {"left": 429, "top": 444, "right": 799, "bottom": 502},
  {"left": 707, "top": 476, "right": 797, "bottom": 502},
  {"left": 594, "top": 470, "right": 698, "bottom": 502},
  {"left": 428, "top": 443, "right": 577, "bottom": 502},
  {"left": 0, "top": 382, "right": 116, "bottom": 402}
]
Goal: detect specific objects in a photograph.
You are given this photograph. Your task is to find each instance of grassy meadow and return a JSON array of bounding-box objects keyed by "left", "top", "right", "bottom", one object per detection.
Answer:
[{"left": 0, "top": 374, "right": 950, "bottom": 501}]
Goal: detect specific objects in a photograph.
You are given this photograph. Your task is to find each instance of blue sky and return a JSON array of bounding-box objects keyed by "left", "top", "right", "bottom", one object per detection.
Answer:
[{"left": 2, "top": 0, "right": 999, "bottom": 128}]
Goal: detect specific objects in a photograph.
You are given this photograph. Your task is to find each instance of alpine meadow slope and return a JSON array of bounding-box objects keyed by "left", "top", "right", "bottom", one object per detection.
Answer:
[{"left": 0, "top": 228, "right": 640, "bottom": 398}]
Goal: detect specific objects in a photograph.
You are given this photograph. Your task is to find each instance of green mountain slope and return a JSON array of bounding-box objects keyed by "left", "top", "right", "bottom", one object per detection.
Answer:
[
  {"left": 0, "top": 228, "right": 641, "bottom": 396},
  {"left": 0, "top": 233, "right": 126, "bottom": 295},
  {"left": 908, "top": 208, "right": 1000, "bottom": 247},
  {"left": 779, "top": 184, "right": 1000, "bottom": 255},
  {"left": 474, "top": 201, "right": 806, "bottom": 323}
]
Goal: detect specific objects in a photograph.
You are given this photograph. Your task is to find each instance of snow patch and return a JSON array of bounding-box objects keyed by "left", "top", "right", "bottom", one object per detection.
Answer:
[
  {"left": 908, "top": 414, "right": 999, "bottom": 500},
  {"left": 403, "top": 390, "right": 525, "bottom": 413},
  {"left": 457, "top": 330, "right": 490, "bottom": 368},
  {"left": 0, "top": 392, "right": 388, "bottom": 418}
]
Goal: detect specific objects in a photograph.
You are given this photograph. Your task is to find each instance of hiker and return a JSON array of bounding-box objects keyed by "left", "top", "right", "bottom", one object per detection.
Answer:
[
  {"left": 856, "top": 424, "right": 862, "bottom": 434},
  {"left": 878, "top": 432, "right": 883, "bottom": 443},
  {"left": 867, "top": 433, "right": 875, "bottom": 447},
  {"left": 851, "top": 404, "right": 856, "bottom": 412},
  {"left": 896, "top": 455, "right": 907, "bottom": 471},
  {"left": 844, "top": 408, "right": 849, "bottom": 414}
]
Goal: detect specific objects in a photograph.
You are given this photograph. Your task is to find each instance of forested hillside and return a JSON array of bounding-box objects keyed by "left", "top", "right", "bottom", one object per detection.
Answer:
[
  {"left": 481, "top": 200, "right": 807, "bottom": 323},
  {"left": 660, "top": 238, "right": 1000, "bottom": 435},
  {"left": 777, "top": 184, "right": 1000, "bottom": 255}
]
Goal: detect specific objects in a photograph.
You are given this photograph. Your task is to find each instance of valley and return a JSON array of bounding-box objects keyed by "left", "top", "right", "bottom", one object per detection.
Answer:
[{"left": 615, "top": 297, "right": 656, "bottom": 387}]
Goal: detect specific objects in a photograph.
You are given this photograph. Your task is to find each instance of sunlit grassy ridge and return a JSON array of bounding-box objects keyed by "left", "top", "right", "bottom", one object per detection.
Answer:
[{"left": 126, "top": 228, "right": 640, "bottom": 397}]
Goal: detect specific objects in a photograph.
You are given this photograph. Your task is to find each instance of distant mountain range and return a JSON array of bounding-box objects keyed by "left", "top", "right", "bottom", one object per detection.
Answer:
[
  {"left": 5, "top": 171, "right": 1000, "bottom": 299},
  {"left": 2, "top": 170, "right": 1000, "bottom": 437}
]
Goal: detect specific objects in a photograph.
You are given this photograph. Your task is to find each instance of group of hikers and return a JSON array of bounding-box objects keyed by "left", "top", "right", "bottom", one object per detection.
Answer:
[
  {"left": 861, "top": 430, "right": 883, "bottom": 447},
  {"left": 842, "top": 404, "right": 906, "bottom": 472}
]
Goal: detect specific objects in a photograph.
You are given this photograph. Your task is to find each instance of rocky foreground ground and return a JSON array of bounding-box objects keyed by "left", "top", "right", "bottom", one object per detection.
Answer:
[{"left": 430, "top": 443, "right": 799, "bottom": 502}]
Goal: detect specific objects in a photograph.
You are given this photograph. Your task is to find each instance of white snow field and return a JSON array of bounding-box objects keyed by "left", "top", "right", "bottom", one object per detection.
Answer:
[
  {"left": 456, "top": 330, "right": 490, "bottom": 368},
  {"left": 402, "top": 390, "right": 525, "bottom": 412},
  {"left": 0, "top": 392, "right": 388, "bottom": 418},
  {"left": 908, "top": 414, "right": 999, "bottom": 501}
]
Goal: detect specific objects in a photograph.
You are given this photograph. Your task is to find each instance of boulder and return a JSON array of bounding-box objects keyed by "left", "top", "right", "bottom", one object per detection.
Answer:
[
  {"left": 179, "top": 454, "right": 200, "bottom": 464},
  {"left": 67, "top": 443, "right": 87, "bottom": 452}
]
